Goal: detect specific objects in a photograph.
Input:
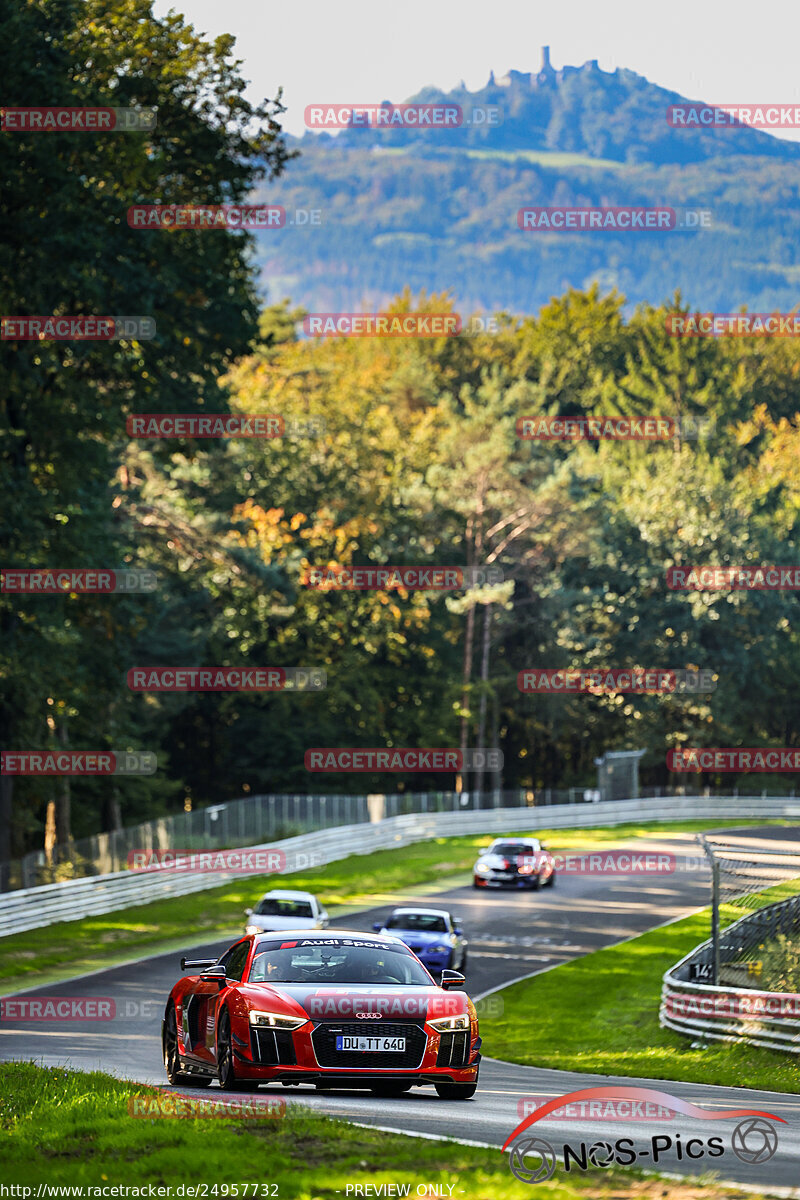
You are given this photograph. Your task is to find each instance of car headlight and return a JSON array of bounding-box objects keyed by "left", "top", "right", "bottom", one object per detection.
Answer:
[
  {"left": 427, "top": 944, "right": 451, "bottom": 954},
  {"left": 429, "top": 1014, "right": 470, "bottom": 1032},
  {"left": 475, "top": 862, "right": 491, "bottom": 874},
  {"left": 245, "top": 924, "right": 261, "bottom": 935},
  {"left": 249, "top": 1010, "right": 308, "bottom": 1030}
]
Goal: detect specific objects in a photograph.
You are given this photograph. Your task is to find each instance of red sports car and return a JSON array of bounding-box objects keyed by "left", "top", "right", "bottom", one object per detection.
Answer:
[{"left": 162, "top": 930, "right": 481, "bottom": 1099}]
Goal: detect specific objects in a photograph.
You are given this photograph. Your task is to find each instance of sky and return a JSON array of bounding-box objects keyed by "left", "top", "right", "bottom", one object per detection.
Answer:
[{"left": 153, "top": 0, "right": 800, "bottom": 141}]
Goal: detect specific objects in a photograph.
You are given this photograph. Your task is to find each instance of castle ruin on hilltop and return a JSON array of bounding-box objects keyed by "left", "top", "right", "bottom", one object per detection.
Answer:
[{"left": 492, "top": 46, "right": 605, "bottom": 89}]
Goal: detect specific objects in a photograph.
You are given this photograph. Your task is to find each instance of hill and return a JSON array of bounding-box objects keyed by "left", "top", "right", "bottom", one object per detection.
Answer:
[{"left": 252, "top": 51, "right": 800, "bottom": 315}]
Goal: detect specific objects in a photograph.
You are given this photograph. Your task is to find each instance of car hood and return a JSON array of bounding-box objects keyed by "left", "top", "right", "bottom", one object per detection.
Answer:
[
  {"left": 477, "top": 851, "right": 540, "bottom": 865},
  {"left": 240, "top": 983, "right": 467, "bottom": 1021},
  {"left": 381, "top": 929, "right": 452, "bottom": 946},
  {"left": 247, "top": 915, "right": 317, "bottom": 929}
]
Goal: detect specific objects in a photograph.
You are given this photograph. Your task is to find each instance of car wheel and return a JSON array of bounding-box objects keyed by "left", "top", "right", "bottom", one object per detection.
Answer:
[
  {"left": 163, "top": 1001, "right": 200, "bottom": 1086},
  {"left": 472, "top": 877, "right": 481, "bottom": 889},
  {"left": 217, "top": 1007, "right": 259, "bottom": 1091},
  {"left": 370, "top": 1082, "right": 413, "bottom": 1096},
  {"left": 434, "top": 1079, "right": 477, "bottom": 1100},
  {"left": 459, "top": 951, "right": 468, "bottom": 972},
  {"left": 529, "top": 875, "right": 541, "bottom": 891},
  {"left": 546, "top": 870, "right": 556, "bottom": 887}
]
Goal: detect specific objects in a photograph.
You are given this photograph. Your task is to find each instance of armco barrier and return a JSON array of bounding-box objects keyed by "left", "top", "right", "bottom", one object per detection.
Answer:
[
  {"left": 1, "top": 795, "right": 798, "bottom": 937},
  {"left": 660, "top": 894, "right": 800, "bottom": 1054}
]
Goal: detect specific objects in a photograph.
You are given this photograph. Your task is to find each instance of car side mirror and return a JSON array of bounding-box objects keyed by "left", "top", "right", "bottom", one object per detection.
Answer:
[
  {"left": 372, "top": 922, "right": 382, "bottom": 931},
  {"left": 181, "top": 957, "right": 216, "bottom": 972},
  {"left": 245, "top": 908, "right": 252, "bottom": 916},
  {"left": 200, "top": 964, "right": 228, "bottom": 989},
  {"left": 440, "top": 970, "right": 466, "bottom": 990},
  {"left": 454, "top": 928, "right": 463, "bottom": 936}
]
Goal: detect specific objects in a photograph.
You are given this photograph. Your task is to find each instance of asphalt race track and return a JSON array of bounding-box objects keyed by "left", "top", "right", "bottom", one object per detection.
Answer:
[{"left": 3, "top": 827, "right": 800, "bottom": 1193}]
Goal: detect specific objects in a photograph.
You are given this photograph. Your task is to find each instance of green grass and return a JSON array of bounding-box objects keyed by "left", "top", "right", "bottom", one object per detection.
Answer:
[
  {"left": 372, "top": 145, "right": 626, "bottom": 170},
  {"left": 482, "top": 903, "right": 800, "bottom": 1094},
  {"left": 462, "top": 148, "right": 627, "bottom": 170},
  {"left": 0, "top": 818, "right": 787, "bottom": 994},
  {"left": 0, "top": 1062, "right": 773, "bottom": 1198}
]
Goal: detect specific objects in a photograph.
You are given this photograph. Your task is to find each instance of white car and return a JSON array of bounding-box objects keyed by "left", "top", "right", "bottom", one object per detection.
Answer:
[{"left": 244, "top": 889, "right": 329, "bottom": 934}]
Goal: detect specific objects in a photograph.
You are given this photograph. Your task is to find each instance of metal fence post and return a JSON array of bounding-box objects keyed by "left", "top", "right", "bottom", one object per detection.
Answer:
[{"left": 700, "top": 836, "right": 721, "bottom": 985}]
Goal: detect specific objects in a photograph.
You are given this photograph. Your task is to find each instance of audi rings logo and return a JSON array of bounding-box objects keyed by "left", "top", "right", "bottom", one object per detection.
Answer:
[
  {"left": 355, "top": 1012, "right": 382, "bottom": 1019},
  {"left": 509, "top": 1137, "right": 557, "bottom": 1184},
  {"left": 731, "top": 1118, "right": 779, "bottom": 1164}
]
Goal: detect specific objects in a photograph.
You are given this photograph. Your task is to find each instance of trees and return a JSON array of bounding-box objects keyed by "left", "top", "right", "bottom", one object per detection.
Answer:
[{"left": 0, "top": 0, "right": 290, "bottom": 867}]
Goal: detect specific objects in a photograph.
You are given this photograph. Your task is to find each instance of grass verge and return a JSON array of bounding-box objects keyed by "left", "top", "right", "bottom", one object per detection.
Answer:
[
  {"left": 481, "top": 902, "right": 800, "bottom": 1094},
  {"left": 0, "top": 1061, "right": 776, "bottom": 1199},
  {"left": 0, "top": 818, "right": 787, "bottom": 995}
]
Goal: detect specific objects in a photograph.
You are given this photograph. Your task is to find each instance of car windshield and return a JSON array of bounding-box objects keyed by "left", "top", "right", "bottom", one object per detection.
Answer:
[
  {"left": 491, "top": 841, "right": 539, "bottom": 855},
  {"left": 248, "top": 938, "right": 433, "bottom": 985},
  {"left": 386, "top": 913, "right": 448, "bottom": 933},
  {"left": 255, "top": 898, "right": 314, "bottom": 918}
]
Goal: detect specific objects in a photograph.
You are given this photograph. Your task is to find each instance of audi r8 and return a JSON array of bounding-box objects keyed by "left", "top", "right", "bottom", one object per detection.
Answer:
[
  {"left": 473, "top": 838, "right": 556, "bottom": 889},
  {"left": 372, "top": 907, "right": 468, "bottom": 973},
  {"left": 162, "top": 930, "right": 480, "bottom": 1099}
]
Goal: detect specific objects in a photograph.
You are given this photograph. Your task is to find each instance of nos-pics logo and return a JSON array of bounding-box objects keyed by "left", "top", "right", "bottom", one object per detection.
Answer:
[{"left": 504, "top": 1086, "right": 782, "bottom": 1183}]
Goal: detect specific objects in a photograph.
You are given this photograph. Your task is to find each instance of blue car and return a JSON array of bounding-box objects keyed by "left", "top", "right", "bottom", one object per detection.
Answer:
[{"left": 373, "top": 907, "right": 468, "bottom": 974}]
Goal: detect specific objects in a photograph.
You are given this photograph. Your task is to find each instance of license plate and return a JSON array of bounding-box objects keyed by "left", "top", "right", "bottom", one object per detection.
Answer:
[{"left": 336, "top": 1035, "right": 406, "bottom": 1052}]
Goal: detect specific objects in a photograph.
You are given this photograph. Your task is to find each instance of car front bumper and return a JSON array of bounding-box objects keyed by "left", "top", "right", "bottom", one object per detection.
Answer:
[
  {"left": 474, "top": 871, "right": 541, "bottom": 887},
  {"left": 222, "top": 1021, "right": 481, "bottom": 1085}
]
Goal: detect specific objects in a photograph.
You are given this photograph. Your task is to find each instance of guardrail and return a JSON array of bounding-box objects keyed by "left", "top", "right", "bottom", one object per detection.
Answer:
[
  {"left": 660, "top": 894, "right": 800, "bottom": 1054},
  {"left": 7, "top": 783, "right": 791, "bottom": 893},
  {"left": 2, "top": 794, "right": 799, "bottom": 938}
]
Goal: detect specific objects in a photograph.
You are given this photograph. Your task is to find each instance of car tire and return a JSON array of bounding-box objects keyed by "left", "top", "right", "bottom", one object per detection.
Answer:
[
  {"left": 529, "top": 875, "right": 541, "bottom": 891},
  {"left": 434, "top": 1079, "right": 477, "bottom": 1100},
  {"left": 163, "top": 1001, "right": 201, "bottom": 1087},
  {"left": 472, "top": 878, "right": 481, "bottom": 889},
  {"left": 217, "top": 1007, "right": 259, "bottom": 1091},
  {"left": 546, "top": 870, "right": 556, "bottom": 887},
  {"left": 459, "top": 951, "right": 468, "bottom": 972},
  {"left": 370, "top": 1082, "right": 413, "bottom": 1096}
]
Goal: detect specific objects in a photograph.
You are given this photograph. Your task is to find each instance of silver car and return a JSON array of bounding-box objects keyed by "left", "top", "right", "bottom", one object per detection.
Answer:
[{"left": 244, "top": 889, "right": 329, "bottom": 934}]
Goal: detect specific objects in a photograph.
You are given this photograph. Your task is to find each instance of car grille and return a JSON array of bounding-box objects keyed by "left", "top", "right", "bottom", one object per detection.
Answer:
[
  {"left": 250, "top": 1027, "right": 297, "bottom": 1066},
  {"left": 436, "top": 1030, "right": 470, "bottom": 1068},
  {"left": 311, "top": 1022, "right": 427, "bottom": 1069}
]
